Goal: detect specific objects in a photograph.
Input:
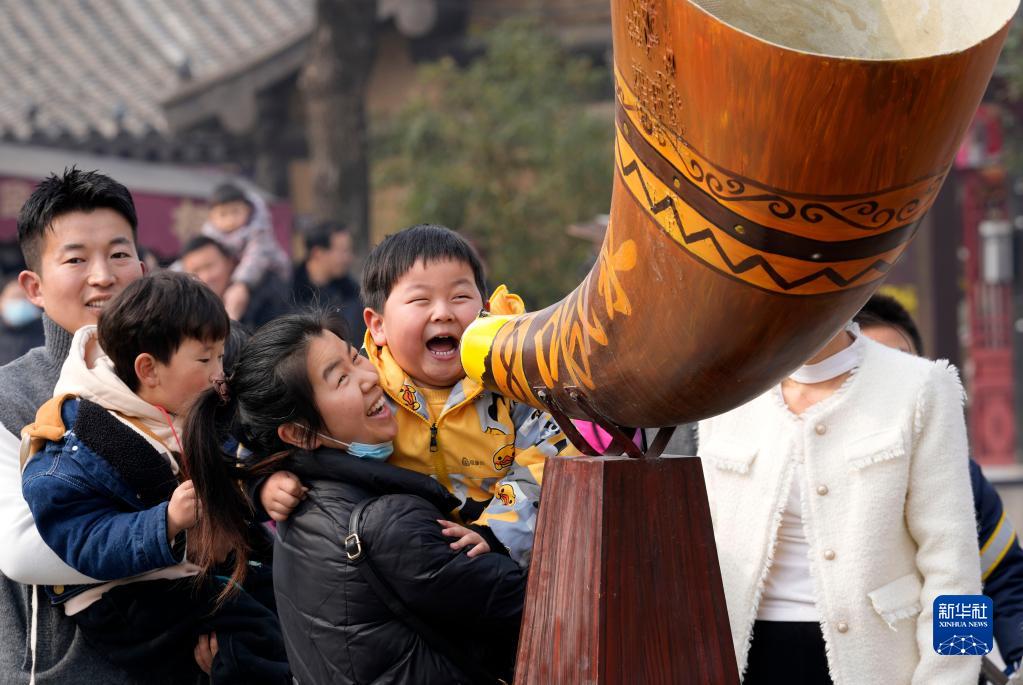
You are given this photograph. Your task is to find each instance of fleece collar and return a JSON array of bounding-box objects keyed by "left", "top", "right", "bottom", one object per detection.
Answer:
[{"left": 21, "top": 327, "right": 184, "bottom": 472}]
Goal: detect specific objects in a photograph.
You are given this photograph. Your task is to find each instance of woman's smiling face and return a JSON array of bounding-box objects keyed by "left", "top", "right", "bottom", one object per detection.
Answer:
[{"left": 305, "top": 331, "right": 397, "bottom": 447}]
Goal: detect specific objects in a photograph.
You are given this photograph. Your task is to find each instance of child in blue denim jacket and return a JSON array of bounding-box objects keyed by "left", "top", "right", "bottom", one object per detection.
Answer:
[{"left": 21, "top": 272, "right": 289, "bottom": 683}]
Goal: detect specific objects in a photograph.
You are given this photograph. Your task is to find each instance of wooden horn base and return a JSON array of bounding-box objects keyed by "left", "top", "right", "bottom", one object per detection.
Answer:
[{"left": 514, "top": 455, "right": 738, "bottom": 684}]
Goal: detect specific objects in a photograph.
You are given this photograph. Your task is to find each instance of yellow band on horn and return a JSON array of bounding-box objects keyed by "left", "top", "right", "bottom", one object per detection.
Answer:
[{"left": 460, "top": 315, "right": 515, "bottom": 384}]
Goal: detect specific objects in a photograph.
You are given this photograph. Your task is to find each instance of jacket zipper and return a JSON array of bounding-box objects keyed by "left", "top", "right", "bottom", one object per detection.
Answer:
[{"left": 380, "top": 381, "right": 484, "bottom": 485}]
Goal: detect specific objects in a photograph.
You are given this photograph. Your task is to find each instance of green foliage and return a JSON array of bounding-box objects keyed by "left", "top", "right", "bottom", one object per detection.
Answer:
[
  {"left": 999, "top": 18, "right": 1023, "bottom": 101},
  {"left": 381, "top": 19, "right": 613, "bottom": 308},
  {"left": 994, "top": 17, "right": 1023, "bottom": 174}
]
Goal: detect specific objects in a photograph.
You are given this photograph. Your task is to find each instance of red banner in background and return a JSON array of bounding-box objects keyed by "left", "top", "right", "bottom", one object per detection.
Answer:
[{"left": 958, "top": 105, "right": 1016, "bottom": 465}]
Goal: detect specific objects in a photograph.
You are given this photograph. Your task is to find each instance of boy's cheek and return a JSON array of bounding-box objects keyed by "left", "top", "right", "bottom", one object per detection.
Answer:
[{"left": 389, "top": 341, "right": 428, "bottom": 373}]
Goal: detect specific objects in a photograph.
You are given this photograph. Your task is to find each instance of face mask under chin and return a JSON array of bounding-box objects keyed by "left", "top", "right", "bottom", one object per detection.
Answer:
[{"left": 313, "top": 430, "right": 394, "bottom": 461}]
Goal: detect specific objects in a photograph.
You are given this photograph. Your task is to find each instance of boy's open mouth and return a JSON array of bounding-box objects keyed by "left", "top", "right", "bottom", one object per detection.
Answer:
[{"left": 426, "top": 335, "right": 459, "bottom": 360}]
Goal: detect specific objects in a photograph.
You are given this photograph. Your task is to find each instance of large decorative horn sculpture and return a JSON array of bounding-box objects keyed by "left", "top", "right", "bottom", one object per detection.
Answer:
[{"left": 462, "top": 0, "right": 1018, "bottom": 429}]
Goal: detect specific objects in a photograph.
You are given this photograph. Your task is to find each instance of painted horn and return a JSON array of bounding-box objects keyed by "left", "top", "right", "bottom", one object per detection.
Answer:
[{"left": 461, "top": 0, "right": 1018, "bottom": 428}]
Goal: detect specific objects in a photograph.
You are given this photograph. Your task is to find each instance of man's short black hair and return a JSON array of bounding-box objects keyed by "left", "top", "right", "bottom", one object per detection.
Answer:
[
  {"left": 304, "top": 221, "right": 348, "bottom": 254},
  {"left": 360, "top": 224, "right": 486, "bottom": 312},
  {"left": 180, "top": 235, "right": 235, "bottom": 261},
  {"left": 209, "top": 183, "right": 252, "bottom": 209},
  {"left": 17, "top": 167, "right": 138, "bottom": 272},
  {"left": 854, "top": 293, "right": 924, "bottom": 356},
  {"left": 98, "top": 271, "right": 230, "bottom": 392}
]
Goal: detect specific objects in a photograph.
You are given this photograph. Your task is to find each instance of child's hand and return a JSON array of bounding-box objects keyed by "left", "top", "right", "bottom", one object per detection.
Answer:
[
  {"left": 167, "top": 480, "right": 199, "bottom": 542},
  {"left": 223, "top": 282, "right": 250, "bottom": 320},
  {"left": 438, "top": 520, "right": 490, "bottom": 557},
  {"left": 259, "top": 470, "right": 307, "bottom": 522},
  {"left": 194, "top": 631, "right": 219, "bottom": 675}
]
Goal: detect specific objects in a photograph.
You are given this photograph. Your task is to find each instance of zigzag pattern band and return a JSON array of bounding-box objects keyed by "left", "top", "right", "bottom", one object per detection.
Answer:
[{"left": 614, "top": 76, "right": 933, "bottom": 294}]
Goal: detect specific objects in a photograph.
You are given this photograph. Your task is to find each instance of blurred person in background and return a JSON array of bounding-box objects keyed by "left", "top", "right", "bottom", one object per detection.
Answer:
[
  {"left": 200, "top": 183, "right": 290, "bottom": 322},
  {"left": 0, "top": 273, "right": 43, "bottom": 365},
  {"left": 292, "top": 221, "right": 365, "bottom": 342},
  {"left": 856, "top": 294, "right": 1023, "bottom": 678},
  {"left": 180, "top": 236, "right": 291, "bottom": 331},
  {"left": 136, "top": 246, "right": 161, "bottom": 274}
]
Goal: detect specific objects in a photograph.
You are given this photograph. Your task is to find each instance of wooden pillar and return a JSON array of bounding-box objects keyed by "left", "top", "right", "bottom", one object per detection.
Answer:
[
  {"left": 515, "top": 455, "right": 738, "bottom": 684},
  {"left": 300, "top": 0, "right": 376, "bottom": 257}
]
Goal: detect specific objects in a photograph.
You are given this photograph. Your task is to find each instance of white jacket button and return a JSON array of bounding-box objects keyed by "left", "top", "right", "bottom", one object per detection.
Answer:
[
  {"left": 823, "top": 549, "right": 836, "bottom": 560},
  {"left": 836, "top": 621, "right": 849, "bottom": 633},
  {"left": 815, "top": 423, "right": 827, "bottom": 435},
  {"left": 817, "top": 485, "right": 829, "bottom": 496}
]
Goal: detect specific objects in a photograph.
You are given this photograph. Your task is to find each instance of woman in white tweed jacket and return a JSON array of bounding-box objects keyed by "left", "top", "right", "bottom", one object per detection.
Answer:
[{"left": 698, "top": 324, "right": 981, "bottom": 685}]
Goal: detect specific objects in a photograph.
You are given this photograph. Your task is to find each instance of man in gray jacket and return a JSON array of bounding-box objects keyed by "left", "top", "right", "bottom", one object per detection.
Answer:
[{"left": 0, "top": 168, "right": 174, "bottom": 683}]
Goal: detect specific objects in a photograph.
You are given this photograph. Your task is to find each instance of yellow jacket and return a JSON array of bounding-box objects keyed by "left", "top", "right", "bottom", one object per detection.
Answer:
[{"left": 365, "top": 330, "right": 575, "bottom": 566}]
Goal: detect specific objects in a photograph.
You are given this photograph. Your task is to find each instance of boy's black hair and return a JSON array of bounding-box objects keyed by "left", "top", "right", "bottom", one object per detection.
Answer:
[
  {"left": 361, "top": 224, "right": 486, "bottom": 312},
  {"left": 304, "top": 221, "right": 348, "bottom": 254},
  {"left": 180, "top": 235, "right": 235, "bottom": 261},
  {"left": 98, "top": 271, "right": 230, "bottom": 392},
  {"left": 209, "top": 183, "right": 252, "bottom": 209},
  {"left": 854, "top": 293, "right": 924, "bottom": 356},
  {"left": 17, "top": 167, "right": 138, "bottom": 272}
]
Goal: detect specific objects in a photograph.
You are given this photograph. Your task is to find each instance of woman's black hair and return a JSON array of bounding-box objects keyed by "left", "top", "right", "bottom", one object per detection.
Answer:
[
  {"left": 184, "top": 310, "right": 350, "bottom": 595},
  {"left": 222, "top": 321, "right": 251, "bottom": 376}
]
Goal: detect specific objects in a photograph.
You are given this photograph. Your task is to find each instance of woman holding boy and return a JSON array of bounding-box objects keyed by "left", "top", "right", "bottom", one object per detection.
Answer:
[
  {"left": 186, "top": 310, "right": 526, "bottom": 684},
  {"left": 257, "top": 224, "right": 576, "bottom": 567}
]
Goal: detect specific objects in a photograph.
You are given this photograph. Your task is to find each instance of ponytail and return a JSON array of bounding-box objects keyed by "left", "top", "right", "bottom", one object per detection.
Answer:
[
  {"left": 182, "top": 384, "right": 251, "bottom": 597},
  {"left": 182, "top": 309, "right": 351, "bottom": 600}
]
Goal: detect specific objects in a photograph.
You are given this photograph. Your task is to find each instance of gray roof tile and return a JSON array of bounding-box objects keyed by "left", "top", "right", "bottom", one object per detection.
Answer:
[{"left": 0, "top": 0, "right": 314, "bottom": 144}]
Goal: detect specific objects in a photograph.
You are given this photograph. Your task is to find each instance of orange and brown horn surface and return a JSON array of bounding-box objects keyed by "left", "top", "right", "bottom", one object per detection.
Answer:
[{"left": 461, "top": 0, "right": 1018, "bottom": 428}]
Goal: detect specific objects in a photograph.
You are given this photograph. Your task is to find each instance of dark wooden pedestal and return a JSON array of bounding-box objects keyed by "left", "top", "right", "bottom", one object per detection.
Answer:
[{"left": 514, "top": 455, "right": 738, "bottom": 684}]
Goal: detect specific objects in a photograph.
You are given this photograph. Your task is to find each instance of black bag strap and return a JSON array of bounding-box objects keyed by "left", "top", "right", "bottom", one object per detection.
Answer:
[{"left": 345, "top": 497, "right": 508, "bottom": 685}]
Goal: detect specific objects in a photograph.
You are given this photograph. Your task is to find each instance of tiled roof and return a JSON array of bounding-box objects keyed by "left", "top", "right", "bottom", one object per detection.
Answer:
[{"left": 0, "top": 0, "right": 313, "bottom": 144}]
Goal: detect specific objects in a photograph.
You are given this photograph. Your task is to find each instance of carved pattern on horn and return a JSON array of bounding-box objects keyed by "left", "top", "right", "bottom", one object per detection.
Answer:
[
  {"left": 616, "top": 70, "right": 947, "bottom": 239},
  {"left": 615, "top": 128, "right": 902, "bottom": 294}
]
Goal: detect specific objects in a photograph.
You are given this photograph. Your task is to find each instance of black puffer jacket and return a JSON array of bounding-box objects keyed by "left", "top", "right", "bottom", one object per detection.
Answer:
[{"left": 274, "top": 449, "right": 526, "bottom": 685}]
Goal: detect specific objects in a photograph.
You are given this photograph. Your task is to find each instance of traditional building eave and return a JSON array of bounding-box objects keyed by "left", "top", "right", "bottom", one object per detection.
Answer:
[{"left": 162, "top": 28, "right": 311, "bottom": 135}]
